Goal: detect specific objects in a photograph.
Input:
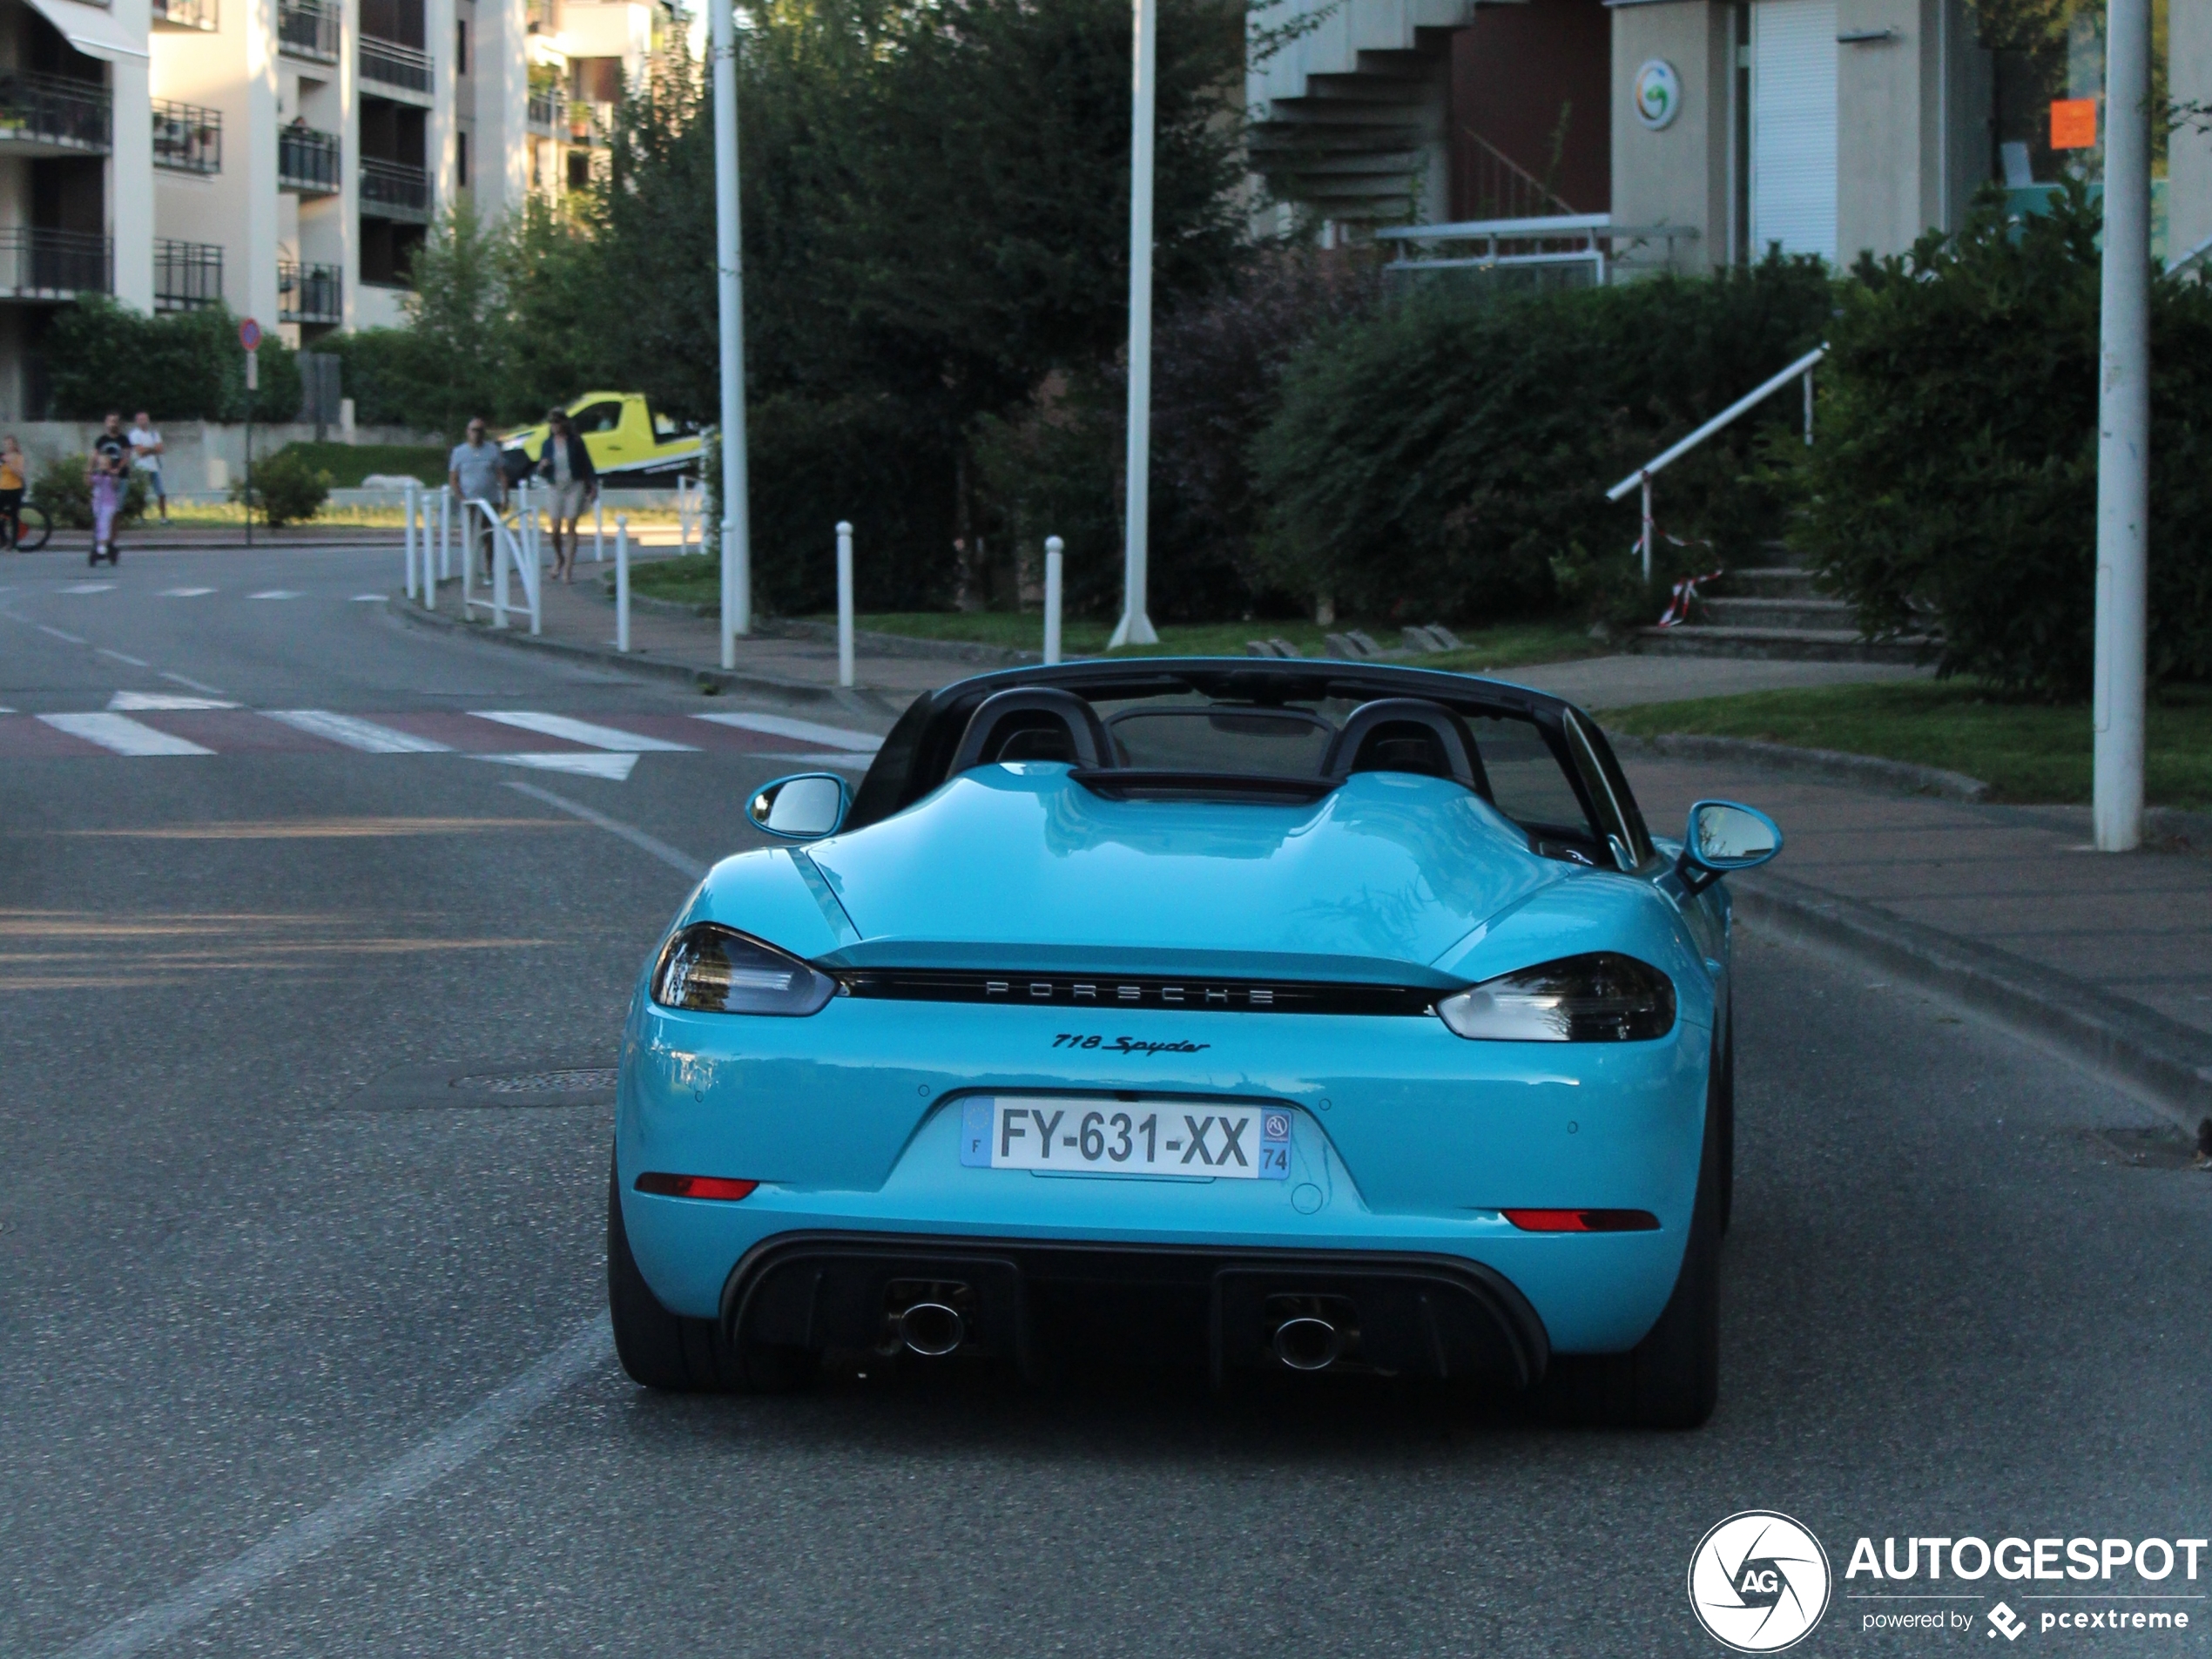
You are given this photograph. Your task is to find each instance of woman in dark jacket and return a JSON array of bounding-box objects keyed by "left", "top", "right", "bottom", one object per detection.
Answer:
[{"left": 536, "top": 408, "right": 597, "bottom": 583}]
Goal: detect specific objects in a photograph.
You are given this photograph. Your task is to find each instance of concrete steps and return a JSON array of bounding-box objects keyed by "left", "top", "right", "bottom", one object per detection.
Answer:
[{"left": 1634, "top": 547, "right": 1939, "bottom": 665}]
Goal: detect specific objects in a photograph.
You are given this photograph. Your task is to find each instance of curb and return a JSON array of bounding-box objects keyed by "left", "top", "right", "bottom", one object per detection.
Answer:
[
  {"left": 384, "top": 595, "right": 918, "bottom": 721},
  {"left": 593, "top": 585, "right": 1044, "bottom": 667},
  {"left": 1734, "top": 868, "right": 2212, "bottom": 1128},
  {"left": 1611, "top": 732, "right": 1988, "bottom": 801}
]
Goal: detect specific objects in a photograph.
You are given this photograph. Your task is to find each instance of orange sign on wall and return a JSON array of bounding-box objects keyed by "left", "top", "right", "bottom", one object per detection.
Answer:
[{"left": 2050, "top": 98, "right": 2099, "bottom": 150}]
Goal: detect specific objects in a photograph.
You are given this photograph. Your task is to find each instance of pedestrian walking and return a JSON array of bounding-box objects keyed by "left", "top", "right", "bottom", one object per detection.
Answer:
[
  {"left": 126, "top": 411, "right": 167, "bottom": 523},
  {"left": 87, "top": 412, "right": 128, "bottom": 565},
  {"left": 0, "top": 436, "right": 24, "bottom": 551},
  {"left": 448, "top": 416, "right": 506, "bottom": 579},
  {"left": 536, "top": 407, "right": 597, "bottom": 584}
]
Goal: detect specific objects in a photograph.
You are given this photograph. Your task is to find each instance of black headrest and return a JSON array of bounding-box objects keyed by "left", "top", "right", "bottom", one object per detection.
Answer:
[
  {"left": 948, "top": 687, "right": 1112, "bottom": 773},
  {"left": 1320, "top": 698, "right": 1486, "bottom": 792}
]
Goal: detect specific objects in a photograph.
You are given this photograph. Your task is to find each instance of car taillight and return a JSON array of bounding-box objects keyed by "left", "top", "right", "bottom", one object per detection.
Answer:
[
  {"left": 1501, "top": 1208, "right": 1660, "bottom": 1232},
  {"left": 634, "top": 1173, "right": 759, "bottom": 1201}
]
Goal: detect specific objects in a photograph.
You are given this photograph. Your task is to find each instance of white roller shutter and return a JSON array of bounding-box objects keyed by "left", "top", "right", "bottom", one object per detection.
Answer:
[{"left": 1751, "top": 0, "right": 1838, "bottom": 263}]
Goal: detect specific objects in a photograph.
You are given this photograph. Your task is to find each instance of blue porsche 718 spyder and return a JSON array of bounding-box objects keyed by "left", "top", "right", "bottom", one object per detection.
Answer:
[{"left": 609, "top": 659, "right": 1780, "bottom": 1426}]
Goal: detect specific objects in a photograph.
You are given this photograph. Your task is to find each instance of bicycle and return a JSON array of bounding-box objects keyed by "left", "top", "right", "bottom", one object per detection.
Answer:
[{"left": 1, "top": 502, "right": 51, "bottom": 553}]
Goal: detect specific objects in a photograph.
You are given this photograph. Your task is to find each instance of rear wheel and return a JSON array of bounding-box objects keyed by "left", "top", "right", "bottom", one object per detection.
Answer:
[{"left": 606, "top": 1156, "right": 813, "bottom": 1394}]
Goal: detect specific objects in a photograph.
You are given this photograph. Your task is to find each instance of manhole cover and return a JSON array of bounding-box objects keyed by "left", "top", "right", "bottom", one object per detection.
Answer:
[{"left": 453, "top": 1067, "right": 618, "bottom": 1095}]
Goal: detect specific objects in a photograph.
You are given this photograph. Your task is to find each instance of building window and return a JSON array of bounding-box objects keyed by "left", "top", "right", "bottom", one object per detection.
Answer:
[
  {"left": 455, "top": 127, "right": 468, "bottom": 186},
  {"left": 455, "top": 17, "right": 467, "bottom": 73}
]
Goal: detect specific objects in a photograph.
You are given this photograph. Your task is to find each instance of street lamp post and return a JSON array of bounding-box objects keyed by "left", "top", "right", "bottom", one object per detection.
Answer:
[
  {"left": 1109, "top": 0, "right": 1159, "bottom": 649},
  {"left": 711, "top": 0, "right": 752, "bottom": 665},
  {"left": 2092, "top": 0, "right": 2153, "bottom": 851}
]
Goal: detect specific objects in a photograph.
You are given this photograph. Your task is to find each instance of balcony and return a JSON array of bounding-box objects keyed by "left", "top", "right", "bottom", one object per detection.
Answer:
[
  {"left": 526, "top": 90, "right": 562, "bottom": 133},
  {"left": 152, "top": 99, "right": 220, "bottom": 173},
  {"left": 360, "top": 156, "right": 429, "bottom": 220},
  {"left": 0, "top": 73, "right": 112, "bottom": 157},
  {"left": 0, "top": 228, "right": 111, "bottom": 298},
  {"left": 279, "top": 259, "right": 341, "bottom": 325},
  {"left": 278, "top": 125, "right": 340, "bottom": 194},
  {"left": 152, "top": 0, "right": 219, "bottom": 30},
  {"left": 277, "top": 0, "right": 339, "bottom": 63},
  {"left": 360, "top": 37, "right": 432, "bottom": 95},
  {"left": 155, "top": 239, "right": 223, "bottom": 311}
]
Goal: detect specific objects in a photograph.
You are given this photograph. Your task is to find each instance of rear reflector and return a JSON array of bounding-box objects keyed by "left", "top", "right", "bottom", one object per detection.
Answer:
[
  {"left": 635, "top": 1172, "right": 759, "bottom": 1201},
  {"left": 1501, "top": 1208, "right": 1660, "bottom": 1233}
]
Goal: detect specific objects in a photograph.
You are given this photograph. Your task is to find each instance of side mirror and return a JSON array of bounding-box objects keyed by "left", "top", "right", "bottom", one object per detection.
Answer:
[
  {"left": 746, "top": 772, "right": 850, "bottom": 841},
  {"left": 1676, "top": 799, "right": 1782, "bottom": 894}
]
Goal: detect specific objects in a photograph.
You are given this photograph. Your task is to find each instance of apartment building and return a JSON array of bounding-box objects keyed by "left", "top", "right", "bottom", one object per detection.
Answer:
[{"left": 0, "top": 0, "right": 671, "bottom": 417}]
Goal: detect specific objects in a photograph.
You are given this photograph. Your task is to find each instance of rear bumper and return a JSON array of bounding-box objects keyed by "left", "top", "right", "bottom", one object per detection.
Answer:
[{"left": 723, "top": 1231, "right": 1549, "bottom": 1387}]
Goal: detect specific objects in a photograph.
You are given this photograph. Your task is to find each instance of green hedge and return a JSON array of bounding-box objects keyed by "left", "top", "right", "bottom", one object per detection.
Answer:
[
  {"left": 1250, "top": 256, "right": 1836, "bottom": 625},
  {"left": 1800, "top": 184, "right": 2212, "bottom": 695},
  {"left": 44, "top": 298, "right": 300, "bottom": 422}
]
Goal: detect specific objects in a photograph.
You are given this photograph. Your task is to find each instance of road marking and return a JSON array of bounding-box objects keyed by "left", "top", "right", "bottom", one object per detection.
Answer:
[
  {"left": 247, "top": 589, "right": 304, "bottom": 600},
  {"left": 470, "top": 710, "right": 695, "bottom": 752},
  {"left": 96, "top": 649, "right": 149, "bottom": 668},
  {"left": 37, "top": 624, "right": 85, "bottom": 644},
  {"left": 695, "top": 711, "right": 882, "bottom": 751},
  {"left": 350, "top": 593, "right": 388, "bottom": 602},
  {"left": 772, "top": 751, "right": 874, "bottom": 770},
  {"left": 472, "top": 752, "right": 638, "bottom": 779},
  {"left": 60, "top": 582, "right": 115, "bottom": 594},
  {"left": 109, "top": 691, "right": 239, "bottom": 711},
  {"left": 502, "top": 780, "right": 707, "bottom": 878},
  {"left": 159, "top": 671, "right": 226, "bottom": 695},
  {"left": 159, "top": 587, "right": 216, "bottom": 597},
  {"left": 37, "top": 712, "right": 215, "bottom": 757},
  {"left": 51, "top": 1314, "right": 612, "bottom": 1659},
  {"left": 262, "top": 710, "right": 453, "bottom": 753}
]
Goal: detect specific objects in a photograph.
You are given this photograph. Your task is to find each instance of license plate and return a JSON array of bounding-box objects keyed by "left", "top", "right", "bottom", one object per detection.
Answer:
[{"left": 960, "top": 1097, "right": 1291, "bottom": 1180}]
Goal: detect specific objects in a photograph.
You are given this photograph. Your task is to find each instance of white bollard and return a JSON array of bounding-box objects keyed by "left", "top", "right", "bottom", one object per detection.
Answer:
[
  {"left": 1043, "top": 536, "right": 1063, "bottom": 665},
  {"left": 403, "top": 480, "right": 418, "bottom": 599},
  {"left": 492, "top": 509, "right": 509, "bottom": 630},
  {"left": 593, "top": 495, "right": 604, "bottom": 563},
  {"left": 461, "top": 499, "right": 475, "bottom": 613},
  {"left": 835, "top": 520, "right": 855, "bottom": 688},
  {"left": 616, "top": 515, "right": 631, "bottom": 652},
  {"left": 438, "top": 489, "right": 451, "bottom": 580}
]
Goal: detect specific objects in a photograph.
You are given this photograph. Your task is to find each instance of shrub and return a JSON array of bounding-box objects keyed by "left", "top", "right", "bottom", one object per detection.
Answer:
[
  {"left": 1800, "top": 182, "right": 2212, "bottom": 695},
  {"left": 234, "top": 448, "right": 333, "bottom": 527},
  {"left": 43, "top": 297, "right": 300, "bottom": 421},
  {"left": 1250, "top": 255, "right": 1836, "bottom": 625},
  {"left": 32, "top": 455, "right": 148, "bottom": 529}
]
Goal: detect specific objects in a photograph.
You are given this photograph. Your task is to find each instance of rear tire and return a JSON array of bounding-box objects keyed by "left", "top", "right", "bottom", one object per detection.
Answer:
[{"left": 606, "top": 1156, "right": 813, "bottom": 1394}]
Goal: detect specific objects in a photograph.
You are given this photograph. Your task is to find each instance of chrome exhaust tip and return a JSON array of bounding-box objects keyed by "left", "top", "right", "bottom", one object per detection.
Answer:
[
  {"left": 1271, "top": 1315, "right": 1343, "bottom": 1372},
  {"left": 898, "top": 1301, "right": 965, "bottom": 1358}
]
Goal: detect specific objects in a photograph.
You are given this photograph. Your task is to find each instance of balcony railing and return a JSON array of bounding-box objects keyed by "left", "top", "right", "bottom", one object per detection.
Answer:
[
  {"left": 0, "top": 73, "right": 112, "bottom": 154},
  {"left": 360, "top": 156, "right": 430, "bottom": 220},
  {"left": 526, "top": 90, "right": 562, "bottom": 132},
  {"left": 0, "top": 228, "right": 111, "bottom": 297},
  {"left": 152, "top": 0, "right": 219, "bottom": 30},
  {"left": 360, "top": 37, "right": 432, "bottom": 93},
  {"left": 279, "top": 259, "right": 341, "bottom": 325},
  {"left": 277, "top": 0, "right": 339, "bottom": 62},
  {"left": 152, "top": 98, "right": 221, "bottom": 173},
  {"left": 278, "top": 125, "right": 341, "bottom": 193},
  {"left": 155, "top": 239, "right": 223, "bottom": 310}
]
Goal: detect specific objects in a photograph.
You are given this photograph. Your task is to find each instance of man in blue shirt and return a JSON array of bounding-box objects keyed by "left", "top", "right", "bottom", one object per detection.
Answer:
[{"left": 448, "top": 417, "right": 506, "bottom": 578}]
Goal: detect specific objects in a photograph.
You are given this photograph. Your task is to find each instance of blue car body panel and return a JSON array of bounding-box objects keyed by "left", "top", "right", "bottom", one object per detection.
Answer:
[{"left": 617, "top": 711, "right": 1746, "bottom": 1363}]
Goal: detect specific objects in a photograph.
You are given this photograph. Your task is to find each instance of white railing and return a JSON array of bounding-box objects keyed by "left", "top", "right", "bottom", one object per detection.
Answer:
[
  {"left": 614, "top": 515, "right": 631, "bottom": 652},
  {"left": 1606, "top": 345, "right": 1827, "bottom": 579},
  {"left": 1373, "top": 213, "right": 1701, "bottom": 287},
  {"left": 400, "top": 480, "right": 453, "bottom": 610},
  {"left": 456, "top": 486, "right": 540, "bottom": 635},
  {"left": 2169, "top": 228, "right": 2212, "bottom": 280}
]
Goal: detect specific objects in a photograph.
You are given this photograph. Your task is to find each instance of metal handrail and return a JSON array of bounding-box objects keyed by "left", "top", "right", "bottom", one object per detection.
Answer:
[
  {"left": 2168, "top": 229, "right": 2212, "bottom": 280},
  {"left": 1373, "top": 213, "right": 1699, "bottom": 288},
  {"left": 1606, "top": 344, "right": 1827, "bottom": 578},
  {"left": 360, "top": 35, "right": 432, "bottom": 91}
]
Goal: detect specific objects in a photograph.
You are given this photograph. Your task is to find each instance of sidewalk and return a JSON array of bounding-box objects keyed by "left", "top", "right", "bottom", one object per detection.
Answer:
[{"left": 396, "top": 579, "right": 2212, "bottom": 1123}]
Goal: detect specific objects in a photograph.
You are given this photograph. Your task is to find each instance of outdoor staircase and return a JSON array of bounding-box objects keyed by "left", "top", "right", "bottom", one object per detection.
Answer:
[
  {"left": 1245, "top": 0, "right": 1474, "bottom": 225},
  {"left": 1635, "top": 545, "right": 1939, "bottom": 664}
]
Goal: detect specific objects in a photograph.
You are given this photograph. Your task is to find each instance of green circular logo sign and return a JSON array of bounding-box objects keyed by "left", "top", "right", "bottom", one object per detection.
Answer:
[{"left": 1635, "top": 59, "right": 1682, "bottom": 130}]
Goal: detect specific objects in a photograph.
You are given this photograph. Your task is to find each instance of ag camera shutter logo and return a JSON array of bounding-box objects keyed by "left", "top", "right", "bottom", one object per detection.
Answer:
[
  {"left": 1634, "top": 59, "right": 1683, "bottom": 130},
  {"left": 1688, "top": 1512, "right": 1832, "bottom": 1652}
]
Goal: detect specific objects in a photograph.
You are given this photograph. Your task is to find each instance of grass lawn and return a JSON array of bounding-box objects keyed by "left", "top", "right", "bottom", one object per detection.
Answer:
[
  {"left": 1603, "top": 679, "right": 2212, "bottom": 807},
  {"left": 266, "top": 442, "right": 451, "bottom": 487},
  {"left": 623, "top": 558, "right": 1600, "bottom": 671}
]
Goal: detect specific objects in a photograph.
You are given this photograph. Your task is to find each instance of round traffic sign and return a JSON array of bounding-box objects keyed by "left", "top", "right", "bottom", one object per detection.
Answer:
[{"left": 239, "top": 317, "right": 262, "bottom": 351}]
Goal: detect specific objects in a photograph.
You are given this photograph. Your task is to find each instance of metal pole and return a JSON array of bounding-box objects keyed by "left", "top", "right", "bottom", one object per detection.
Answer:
[
  {"left": 2094, "top": 0, "right": 2152, "bottom": 852},
  {"left": 1639, "top": 473, "right": 1654, "bottom": 583},
  {"left": 1803, "top": 369, "right": 1814, "bottom": 446},
  {"left": 437, "top": 488, "right": 450, "bottom": 580},
  {"left": 593, "top": 494, "right": 603, "bottom": 563},
  {"left": 1108, "top": 0, "right": 1159, "bottom": 648},
  {"left": 493, "top": 504, "right": 509, "bottom": 630},
  {"left": 404, "top": 480, "right": 417, "bottom": 599},
  {"left": 420, "top": 486, "right": 435, "bottom": 611},
  {"left": 1043, "top": 536, "right": 1063, "bottom": 665},
  {"left": 711, "top": 0, "right": 752, "bottom": 662},
  {"left": 835, "top": 520, "right": 854, "bottom": 688},
  {"left": 616, "top": 514, "right": 631, "bottom": 652},
  {"left": 462, "top": 499, "right": 475, "bottom": 613}
]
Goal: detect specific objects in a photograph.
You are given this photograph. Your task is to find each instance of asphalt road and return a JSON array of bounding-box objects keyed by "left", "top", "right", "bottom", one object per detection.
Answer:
[{"left": 3, "top": 541, "right": 2209, "bottom": 1658}]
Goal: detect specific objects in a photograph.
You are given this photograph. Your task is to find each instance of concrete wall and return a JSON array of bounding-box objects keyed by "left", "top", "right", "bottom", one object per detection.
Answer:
[
  {"left": 1608, "top": 0, "right": 1733, "bottom": 272},
  {"left": 1834, "top": 0, "right": 1987, "bottom": 263},
  {"left": 5, "top": 421, "right": 439, "bottom": 491},
  {"left": 2174, "top": 0, "right": 2212, "bottom": 268}
]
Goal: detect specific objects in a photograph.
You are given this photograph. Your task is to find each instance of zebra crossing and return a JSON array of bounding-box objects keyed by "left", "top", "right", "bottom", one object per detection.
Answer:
[{"left": 3, "top": 700, "right": 884, "bottom": 779}]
